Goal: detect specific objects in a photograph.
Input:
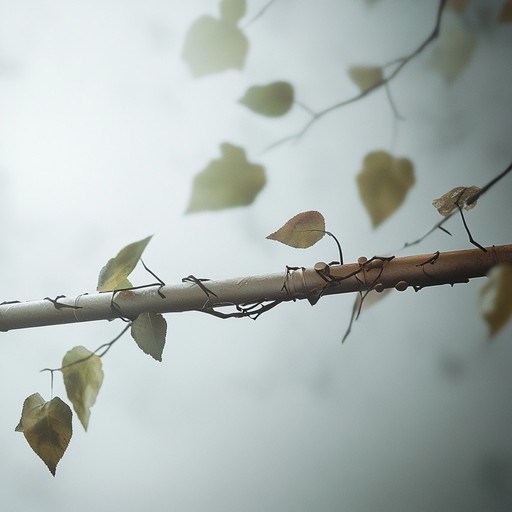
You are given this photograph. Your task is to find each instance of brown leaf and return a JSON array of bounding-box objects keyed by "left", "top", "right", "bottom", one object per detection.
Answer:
[
  {"left": 266, "top": 211, "right": 325, "bottom": 248},
  {"left": 499, "top": 0, "right": 512, "bottom": 23},
  {"left": 480, "top": 264, "right": 512, "bottom": 336},
  {"left": 432, "top": 186, "right": 481, "bottom": 217},
  {"left": 348, "top": 66, "right": 383, "bottom": 93}
]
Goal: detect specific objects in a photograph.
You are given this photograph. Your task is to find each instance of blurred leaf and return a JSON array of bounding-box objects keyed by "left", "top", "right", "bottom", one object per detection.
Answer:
[
  {"left": 446, "top": 0, "right": 470, "bottom": 12},
  {"left": 431, "top": 27, "right": 477, "bottom": 83},
  {"left": 266, "top": 211, "right": 325, "bottom": 248},
  {"left": 499, "top": 0, "right": 512, "bottom": 22},
  {"left": 97, "top": 236, "right": 152, "bottom": 292},
  {"left": 432, "top": 186, "right": 481, "bottom": 217},
  {"left": 356, "top": 151, "right": 415, "bottom": 228},
  {"left": 348, "top": 66, "right": 383, "bottom": 93},
  {"left": 239, "top": 81, "right": 294, "bottom": 117},
  {"left": 480, "top": 264, "right": 512, "bottom": 336},
  {"left": 186, "top": 143, "right": 266, "bottom": 213},
  {"left": 62, "top": 346, "right": 104, "bottom": 431},
  {"left": 181, "top": 14, "right": 248, "bottom": 77},
  {"left": 220, "top": 0, "right": 246, "bottom": 24},
  {"left": 131, "top": 312, "right": 167, "bottom": 361},
  {"left": 15, "top": 394, "right": 72, "bottom": 476}
]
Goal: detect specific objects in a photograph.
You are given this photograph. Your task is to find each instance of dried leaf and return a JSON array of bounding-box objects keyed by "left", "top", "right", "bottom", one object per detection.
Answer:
[
  {"left": 499, "top": 0, "right": 512, "bottom": 23},
  {"left": 356, "top": 151, "right": 415, "bottom": 228},
  {"left": 432, "top": 186, "right": 481, "bottom": 217},
  {"left": 15, "top": 394, "right": 72, "bottom": 476},
  {"left": 131, "top": 312, "right": 167, "bottom": 361},
  {"left": 186, "top": 143, "right": 266, "bottom": 213},
  {"left": 480, "top": 264, "right": 512, "bottom": 336},
  {"left": 348, "top": 66, "right": 383, "bottom": 93},
  {"left": 97, "top": 236, "right": 152, "bottom": 292},
  {"left": 266, "top": 211, "right": 325, "bottom": 248},
  {"left": 239, "top": 82, "right": 294, "bottom": 117},
  {"left": 62, "top": 346, "right": 104, "bottom": 431}
]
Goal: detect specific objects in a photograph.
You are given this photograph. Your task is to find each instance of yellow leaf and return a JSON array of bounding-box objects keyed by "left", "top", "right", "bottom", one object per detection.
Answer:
[
  {"left": 181, "top": 15, "right": 248, "bottom": 77},
  {"left": 431, "top": 27, "right": 477, "bottom": 83},
  {"left": 239, "top": 81, "right": 294, "bottom": 117},
  {"left": 97, "top": 236, "right": 152, "bottom": 292},
  {"left": 186, "top": 143, "right": 266, "bottom": 213},
  {"left": 131, "top": 312, "right": 167, "bottom": 361},
  {"left": 432, "top": 186, "right": 481, "bottom": 217},
  {"left": 480, "top": 264, "right": 512, "bottom": 336},
  {"left": 62, "top": 346, "right": 104, "bottom": 431},
  {"left": 356, "top": 151, "right": 415, "bottom": 228},
  {"left": 348, "top": 66, "right": 383, "bottom": 93},
  {"left": 499, "top": 0, "right": 512, "bottom": 23},
  {"left": 266, "top": 211, "right": 325, "bottom": 248},
  {"left": 15, "top": 394, "right": 72, "bottom": 476}
]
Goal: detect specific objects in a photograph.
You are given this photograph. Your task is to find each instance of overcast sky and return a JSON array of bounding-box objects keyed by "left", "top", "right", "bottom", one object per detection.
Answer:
[{"left": 1, "top": 1, "right": 512, "bottom": 511}]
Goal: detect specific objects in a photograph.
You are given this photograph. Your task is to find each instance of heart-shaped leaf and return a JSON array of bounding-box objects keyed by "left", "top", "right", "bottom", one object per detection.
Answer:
[
  {"left": 131, "top": 312, "right": 167, "bottom": 361},
  {"left": 348, "top": 66, "right": 383, "bottom": 93},
  {"left": 266, "top": 211, "right": 325, "bottom": 248},
  {"left": 480, "top": 264, "right": 512, "bottom": 336},
  {"left": 15, "top": 393, "right": 72, "bottom": 476},
  {"left": 62, "top": 346, "right": 104, "bottom": 431},
  {"left": 239, "top": 81, "right": 294, "bottom": 117}
]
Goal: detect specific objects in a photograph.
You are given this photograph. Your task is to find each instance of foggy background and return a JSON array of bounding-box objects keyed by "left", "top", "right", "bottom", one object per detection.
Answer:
[{"left": 1, "top": 1, "right": 511, "bottom": 510}]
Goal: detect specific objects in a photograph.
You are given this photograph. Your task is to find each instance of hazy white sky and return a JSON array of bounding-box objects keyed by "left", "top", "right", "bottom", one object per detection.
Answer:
[{"left": 1, "top": 1, "right": 511, "bottom": 511}]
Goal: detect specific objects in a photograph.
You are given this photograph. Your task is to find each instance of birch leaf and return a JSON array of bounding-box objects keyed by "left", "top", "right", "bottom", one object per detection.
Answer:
[
  {"left": 186, "top": 143, "right": 266, "bottom": 213},
  {"left": 239, "top": 82, "right": 294, "bottom": 117},
  {"left": 432, "top": 186, "right": 480, "bottom": 217},
  {"left": 266, "top": 211, "right": 325, "bottom": 248},
  {"left": 348, "top": 66, "right": 383, "bottom": 93},
  {"left": 97, "top": 236, "right": 152, "bottom": 292},
  {"left": 480, "top": 265, "right": 512, "bottom": 336},
  {"left": 62, "top": 346, "right": 104, "bottom": 431},
  {"left": 15, "top": 394, "right": 72, "bottom": 476},
  {"left": 356, "top": 151, "right": 415, "bottom": 228},
  {"left": 131, "top": 312, "right": 167, "bottom": 361}
]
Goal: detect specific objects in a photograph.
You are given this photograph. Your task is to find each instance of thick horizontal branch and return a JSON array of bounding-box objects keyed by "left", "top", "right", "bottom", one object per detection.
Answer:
[{"left": 1, "top": 245, "right": 511, "bottom": 332}]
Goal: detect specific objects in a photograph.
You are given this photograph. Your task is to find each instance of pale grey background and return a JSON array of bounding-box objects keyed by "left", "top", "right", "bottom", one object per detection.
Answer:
[{"left": 1, "top": 1, "right": 511, "bottom": 511}]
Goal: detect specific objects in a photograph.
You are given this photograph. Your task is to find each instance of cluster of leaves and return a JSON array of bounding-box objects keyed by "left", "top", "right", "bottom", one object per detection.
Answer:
[{"left": 16, "top": 237, "right": 166, "bottom": 475}]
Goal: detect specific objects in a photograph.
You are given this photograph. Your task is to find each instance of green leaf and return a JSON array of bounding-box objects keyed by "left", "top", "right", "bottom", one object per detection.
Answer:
[
  {"left": 348, "top": 66, "right": 383, "bottom": 93},
  {"left": 15, "top": 393, "right": 72, "bottom": 476},
  {"left": 186, "top": 143, "right": 266, "bottom": 213},
  {"left": 62, "top": 346, "right": 104, "bottom": 431},
  {"left": 480, "top": 264, "right": 512, "bottom": 337},
  {"left": 131, "top": 312, "right": 167, "bottom": 361},
  {"left": 220, "top": 0, "right": 246, "bottom": 24},
  {"left": 97, "top": 236, "right": 152, "bottom": 292},
  {"left": 266, "top": 211, "right": 326, "bottom": 248},
  {"left": 239, "top": 81, "right": 294, "bottom": 117},
  {"left": 356, "top": 150, "right": 415, "bottom": 228},
  {"left": 432, "top": 186, "right": 481, "bottom": 217},
  {"left": 181, "top": 15, "right": 248, "bottom": 77}
]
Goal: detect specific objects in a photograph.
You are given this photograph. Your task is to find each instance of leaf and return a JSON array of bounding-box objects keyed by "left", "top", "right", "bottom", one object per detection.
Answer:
[
  {"left": 220, "top": 0, "right": 246, "bottom": 24},
  {"left": 181, "top": 15, "right": 248, "bottom": 77},
  {"left": 432, "top": 186, "right": 481, "bottom": 217},
  {"left": 480, "top": 264, "right": 512, "bottom": 336},
  {"left": 348, "top": 66, "right": 383, "bottom": 93},
  {"left": 239, "top": 81, "right": 294, "bottom": 117},
  {"left": 186, "top": 143, "right": 266, "bottom": 213},
  {"left": 356, "top": 151, "right": 415, "bottom": 228},
  {"left": 97, "top": 236, "right": 152, "bottom": 292},
  {"left": 446, "top": 0, "right": 470, "bottom": 13},
  {"left": 266, "top": 211, "right": 325, "bottom": 248},
  {"left": 131, "top": 312, "right": 167, "bottom": 361},
  {"left": 62, "top": 346, "right": 104, "bottom": 431},
  {"left": 15, "top": 393, "right": 72, "bottom": 476},
  {"left": 431, "top": 27, "right": 477, "bottom": 83},
  {"left": 499, "top": 0, "right": 512, "bottom": 23}
]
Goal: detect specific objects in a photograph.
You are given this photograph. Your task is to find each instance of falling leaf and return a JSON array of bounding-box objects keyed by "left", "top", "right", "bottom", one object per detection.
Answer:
[
  {"left": 431, "top": 27, "right": 477, "bottom": 83},
  {"left": 480, "top": 264, "right": 512, "bottom": 336},
  {"left": 499, "top": 0, "right": 512, "bottom": 22},
  {"left": 15, "top": 394, "right": 72, "bottom": 476},
  {"left": 186, "top": 143, "right": 266, "bottom": 213},
  {"left": 97, "top": 236, "right": 152, "bottom": 292},
  {"left": 356, "top": 151, "right": 415, "bottom": 228},
  {"left": 220, "top": 0, "right": 246, "bottom": 24},
  {"left": 348, "top": 66, "right": 383, "bottom": 93},
  {"left": 181, "top": 13, "right": 248, "bottom": 77},
  {"left": 131, "top": 312, "right": 167, "bottom": 361},
  {"left": 432, "top": 186, "right": 481, "bottom": 217},
  {"left": 446, "top": 0, "right": 470, "bottom": 13},
  {"left": 239, "top": 81, "right": 294, "bottom": 117},
  {"left": 266, "top": 211, "right": 325, "bottom": 248},
  {"left": 62, "top": 346, "right": 104, "bottom": 431}
]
